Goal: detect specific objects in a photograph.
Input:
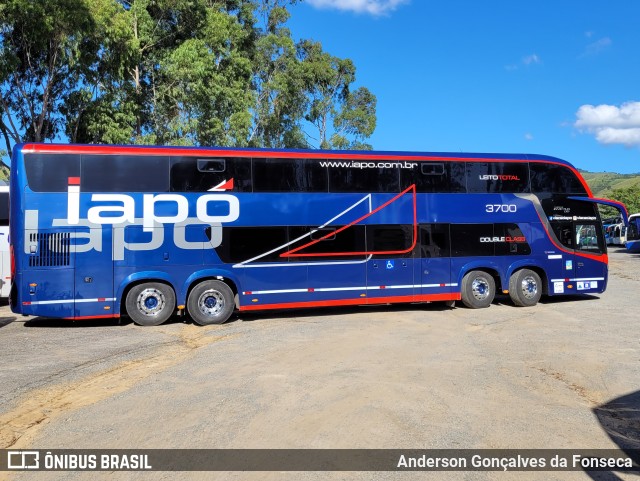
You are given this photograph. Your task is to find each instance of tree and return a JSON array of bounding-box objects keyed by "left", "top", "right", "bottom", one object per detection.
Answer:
[
  {"left": 298, "top": 40, "right": 376, "bottom": 150},
  {"left": 0, "top": 0, "right": 100, "bottom": 155},
  {"left": 1, "top": 0, "right": 377, "bottom": 153},
  {"left": 250, "top": 0, "right": 307, "bottom": 148},
  {"left": 72, "top": 0, "right": 261, "bottom": 146},
  {"left": 331, "top": 86, "right": 376, "bottom": 150},
  {"left": 153, "top": 2, "right": 256, "bottom": 146},
  {"left": 610, "top": 184, "right": 640, "bottom": 215}
]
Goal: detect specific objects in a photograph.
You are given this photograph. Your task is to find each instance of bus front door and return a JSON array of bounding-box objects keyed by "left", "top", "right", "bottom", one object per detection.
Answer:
[{"left": 573, "top": 222, "right": 607, "bottom": 293}]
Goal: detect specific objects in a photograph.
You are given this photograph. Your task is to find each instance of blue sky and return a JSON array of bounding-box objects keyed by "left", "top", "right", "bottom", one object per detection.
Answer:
[{"left": 289, "top": 0, "right": 640, "bottom": 174}]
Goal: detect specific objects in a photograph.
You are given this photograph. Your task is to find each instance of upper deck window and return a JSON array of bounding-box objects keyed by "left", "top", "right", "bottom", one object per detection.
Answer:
[
  {"left": 466, "top": 162, "right": 530, "bottom": 193},
  {"left": 81, "top": 155, "right": 170, "bottom": 192},
  {"left": 328, "top": 160, "right": 400, "bottom": 193},
  {"left": 400, "top": 161, "right": 466, "bottom": 193},
  {"left": 530, "top": 163, "right": 587, "bottom": 194},
  {"left": 25, "top": 154, "right": 80, "bottom": 192},
  {"left": 197, "top": 159, "right": 225, "bottom": 173},
  {"left": 252, "top": 159, "right": 328, "bottom": 192},
  {"left": 171, "top": 157, "right": 252, "bottom": 192}
]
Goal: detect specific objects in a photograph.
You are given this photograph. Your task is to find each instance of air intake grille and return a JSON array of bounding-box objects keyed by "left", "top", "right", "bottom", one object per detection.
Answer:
[{"left": 29, "top": 232, "right": 71, "bottom": 267}]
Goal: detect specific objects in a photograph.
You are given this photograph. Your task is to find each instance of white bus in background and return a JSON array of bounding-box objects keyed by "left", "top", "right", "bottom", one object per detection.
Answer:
[
  {"left": 609, "top": 223, "right": 625, "bottom": 246},
  {"left": 0, "top": 185, "right": 9, "bottom": 298}
]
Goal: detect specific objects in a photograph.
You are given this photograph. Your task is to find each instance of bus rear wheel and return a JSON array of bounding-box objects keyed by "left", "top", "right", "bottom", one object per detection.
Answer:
[
  {"left": 461, "top": 270, "right": 495, "bottom": 308},
  {"left": 187, "top": 280, "right": 235, "bottom": 325},
  {"left": 509, "top": 269, "right": 542, "bottom": 307},
  {"left": 126, "top": 282, "right": 176, "bottom": 326}
]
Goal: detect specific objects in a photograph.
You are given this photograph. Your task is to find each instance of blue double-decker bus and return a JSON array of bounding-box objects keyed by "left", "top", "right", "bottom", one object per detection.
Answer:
[{"left": 9, "top": 143, "right": 628, "bottom": 326}]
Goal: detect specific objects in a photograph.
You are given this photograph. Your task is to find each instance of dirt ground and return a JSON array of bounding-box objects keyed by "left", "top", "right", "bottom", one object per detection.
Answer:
[{"left": 1, "top": 248, "right": 639, "bottom": 480}]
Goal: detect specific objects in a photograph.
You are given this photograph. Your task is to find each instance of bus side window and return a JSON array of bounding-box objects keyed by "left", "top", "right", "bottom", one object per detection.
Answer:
[
  {"left": 197, "top": 159, "right": 225, "bottom": 172},
  {"left": 450, "top": 224, "right": 494, "bottom": 257},
  {"left": 552, "top": 222, "right": 574, "bottom": 249},
  {"left": 170, "top": 157, "right": 252, "bottom": 192},
  {"left": 419, "top": 224, "right": 450, "bottom": 258},
  {"left": 329, "top": 161, "right": 399, "bottom": 193},
  {"left": 575, "top": 223, "right": 603, "bottom": 253},
  {"left": 252, "top": 159, "right": 328, "bottom": 192},
  {"left": 466, "top": 162, "right": 530, "bottom": 193},
  {"left": 215, "top": 227, "right": 287, "bottom": 263},
  {"left": 401, "top": 162, "right": 466, "bottom": 193},
  {"left": 82, "top": 155, "right": 170, "bottom": 192},
  {"left": 402, "top": 162, "right": 444, "bottom": 192},
  {"left": 494, "top": 223, "right": 531, "bottom": 255},
  {"left": 530, "top": 163, "right": 586, "bottom": 194},
  {"left": 287, "top": 225, "right": 366, "bottom": 260},
  {"left": 366, "top": 224, "right": 414, "bottom": 258},
  {"left": 25, "top": 154, "right": 80, "bottom": 192}
]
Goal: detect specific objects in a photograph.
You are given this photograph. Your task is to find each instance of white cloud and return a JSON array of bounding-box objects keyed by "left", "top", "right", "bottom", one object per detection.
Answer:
[
  {"left": 505, "top": 53, "right": 541, "bottom": 71},
  {"left": 524, "top": 133, "right": 534, "bottom": 141},
  {"left": 305, "top": 0, "right": 409, "bottom": 15},
  {"left": 580, "top": 37, "right": 612, "bottom": 57},
  {"left": 575, "top": 101, "right": 640, "bottom": 147}
]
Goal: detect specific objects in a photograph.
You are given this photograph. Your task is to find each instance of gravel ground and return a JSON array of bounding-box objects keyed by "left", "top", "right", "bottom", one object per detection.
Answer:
[{"left": 1, "top": 247, "right": 639, "bottom": 481}]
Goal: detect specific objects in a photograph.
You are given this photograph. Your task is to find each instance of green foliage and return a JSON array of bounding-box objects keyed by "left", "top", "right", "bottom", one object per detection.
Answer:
[
  {"left": 0, "top": 0, "right": 376, "bottom": 156},
  {"left": 0, "top": 0, "right": 101, "bottom": 152},
  {"left": 610, "top": 184, "right": 640, "bottom": 215},
  {"left": 298, "top": 39, "right": 376, "bottom": 149},
  {"left": 0, "top": 150, "right": 8, "bottom": 181},
  {"left": 581, "top": 171, "right": 640, "bottom": 218},
  {"left": 583, "top": 170, "right": 640, "bottom": 218},
  {"left": 581, "top": 170, "right": 640, "bottom": 198}
]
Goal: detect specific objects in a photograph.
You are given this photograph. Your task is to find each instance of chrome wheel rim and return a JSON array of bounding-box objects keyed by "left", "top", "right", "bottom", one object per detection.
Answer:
[
  {"left": 471, "top": 278, "right": 490, "bottom": 301},
  {"left": 198, "top": 289, "right": 225, "bottom": 317},
  {"left": 137, "top": 288, "right": 166, "bottom": 317},
  {"left": 520, "top": 275, "right": 539, "bottom": 300}
]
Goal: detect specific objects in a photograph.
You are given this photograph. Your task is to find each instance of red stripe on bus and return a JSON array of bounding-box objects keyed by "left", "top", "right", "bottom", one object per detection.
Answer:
[
  {"left": 239, "top": 293, "right": 460, "bottom": 312},
  {"left": 62, "top": 314, "right": 120, "bottom": 320}
]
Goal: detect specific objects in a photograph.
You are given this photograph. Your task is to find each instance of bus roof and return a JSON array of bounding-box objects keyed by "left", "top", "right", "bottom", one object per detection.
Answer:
[{"left": 15, "top": 142, "right": 576, "bottom": 167}]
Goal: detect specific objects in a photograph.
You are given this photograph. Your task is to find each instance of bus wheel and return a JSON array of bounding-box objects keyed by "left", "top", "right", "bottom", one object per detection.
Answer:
[
  {"left": 187, "top": 280, "right": 234, "bottom": 325},
  {"left": 461, "top": 270, "right": 495, "bottom": 309},
  {"left": 509, "top": 269, "right": 542, "bottom": 307},
  {"left": 126, "top": 282, "right": 176, "bottom": 326}
]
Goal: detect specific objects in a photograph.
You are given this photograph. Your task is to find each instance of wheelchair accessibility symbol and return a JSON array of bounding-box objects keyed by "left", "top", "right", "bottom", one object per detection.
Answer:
[{"left": 386, "top": 260, "right": 394, "bottom": 269}]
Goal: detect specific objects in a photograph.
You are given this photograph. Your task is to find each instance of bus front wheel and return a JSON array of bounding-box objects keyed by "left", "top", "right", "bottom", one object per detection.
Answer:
[
  {"left": 126, "top": 282, "right": 176, "bottom": 326},
  {"left": 187, "top": 280, "right": 235, "bottom": 325},
  {"left": 509, "top": 269, "right": 542, "bottom": 307},
  {"left": 461, "top": 270, "right": 495, "bottom": 308}
]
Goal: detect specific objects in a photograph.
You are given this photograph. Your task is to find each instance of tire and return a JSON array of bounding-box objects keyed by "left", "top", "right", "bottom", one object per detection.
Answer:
[
  {"left": 125, "top": 282, "right": 176, "bottom": 326},
  {"left": 187, "top": 280, "right": 235, "bottom": 325},
  {"left": 509, "top": 269, "right": 542, "bottom": 307},
  {"left": 460, "top": 270, "right": 495, "bottom": 309}
]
